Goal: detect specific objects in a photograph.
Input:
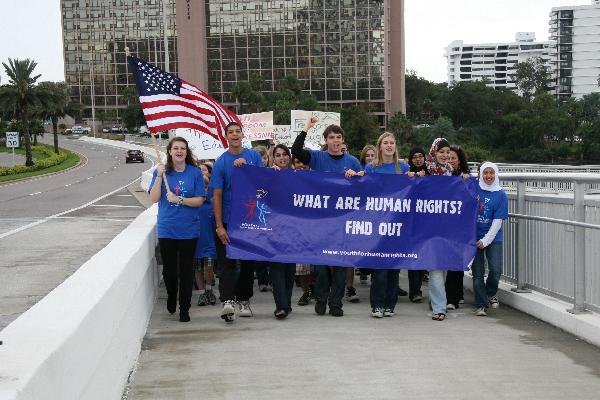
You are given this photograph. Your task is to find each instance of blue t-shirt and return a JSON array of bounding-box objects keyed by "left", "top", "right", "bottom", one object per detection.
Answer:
[
  {"left": 150, "top": 165, "right": 205, "bottom": 239},
  {"left": 364, "top": 162, "right": 410, "bottom": 174},
  {"left": 308, "top": 150, "right": 361, "bottom": 173},
  {"left": 476, "top": 188, "right": 509, "bottom": 242},
  {"left": 210, "top": 148, "right": 264, "bottom": 224},
  {"left": 195, "top": 201, "right": 216, "bottom": 259}
]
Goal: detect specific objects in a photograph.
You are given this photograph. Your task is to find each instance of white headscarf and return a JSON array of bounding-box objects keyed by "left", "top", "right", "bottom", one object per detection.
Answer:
[{"left": 479, "top": 161, "right": 502, "bottom": 192}]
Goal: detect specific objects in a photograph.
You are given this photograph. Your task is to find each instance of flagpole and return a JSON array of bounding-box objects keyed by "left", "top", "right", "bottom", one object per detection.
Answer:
[{"left": 125, "top": 46, "right": 171, "bottom": 194}]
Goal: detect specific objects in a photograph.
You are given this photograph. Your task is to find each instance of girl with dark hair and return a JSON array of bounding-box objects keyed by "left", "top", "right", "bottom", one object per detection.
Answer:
[
  {"left": 424, "top": 138, "right": 454, "bottom": 321},
  {"left": 407, "top": 146, "right": 427, "bottom": 177},
  {"left": 149, "top": 137, "right": 206, "bottom": 322},
  {"left": 270, "top": 145, "right": 297, "bottom": 319},
  {"left": 445, "top": 145, "right": 471, "bottom": 309}
]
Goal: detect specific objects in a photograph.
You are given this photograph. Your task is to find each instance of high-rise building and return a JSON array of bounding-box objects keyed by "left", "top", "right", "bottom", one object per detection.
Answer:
[
  {"left": 60, "top": 0, "right": 177, "bottom": 126},
  {"left": 176, "top": 0, "right": 405, "bottom": 125},
  {"left": 445, "top": 33, "right": 552, "bottom": 93},
  {"left": 61, "top": 0, "right": 405, "bottom": 127},
  {"left": 550, "top": 1, "right": 600, "bottom": 99}
]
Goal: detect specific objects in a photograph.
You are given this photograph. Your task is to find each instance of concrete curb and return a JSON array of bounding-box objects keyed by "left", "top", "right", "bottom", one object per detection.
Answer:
[
  {"left": 0, "top": 205, "right": 159, "bottom": 400},
  {"left": 463, "top": 273, "right": 600, "bottom": 348}
]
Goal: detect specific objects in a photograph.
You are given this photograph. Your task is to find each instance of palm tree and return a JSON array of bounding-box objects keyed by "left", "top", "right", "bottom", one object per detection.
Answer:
[
  {"left": 37, "top": 81, "right": 80, "bottom": 154},
  {"left": 0, "top": 58, "right": 52, "bottom": 166}
]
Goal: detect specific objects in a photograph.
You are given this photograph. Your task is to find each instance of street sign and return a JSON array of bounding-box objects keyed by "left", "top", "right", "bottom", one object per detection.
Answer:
[{"left": 6, "top": 132, "right": 19, "bottom": 148}]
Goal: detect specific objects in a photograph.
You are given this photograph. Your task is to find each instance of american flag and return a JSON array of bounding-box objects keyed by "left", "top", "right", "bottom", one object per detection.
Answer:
[{"left": 127, "top": 55, "right": 240, "bottom": 147}]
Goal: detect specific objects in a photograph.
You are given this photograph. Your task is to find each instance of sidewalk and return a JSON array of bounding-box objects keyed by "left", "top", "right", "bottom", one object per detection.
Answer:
[{"left": 125, "top": 273, "right": 600, "bottom": 400}]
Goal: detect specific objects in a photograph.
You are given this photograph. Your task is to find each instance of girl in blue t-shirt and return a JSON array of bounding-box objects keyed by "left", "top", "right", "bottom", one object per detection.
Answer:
[
  {"left": 364, "top": 132, "right": 406, "bottom": 318},
  {"left": 149, "top": 137, "right": 205, "bottom": 322},
  {"left": 472, "top": 161, "right": 509, "bottom": 316}
]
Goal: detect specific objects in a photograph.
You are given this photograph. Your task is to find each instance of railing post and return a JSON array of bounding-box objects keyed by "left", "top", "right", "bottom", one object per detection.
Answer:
[
  {"left": 512, "top": 180, "right": 531, "bottom": 293},
  {"left": 568, "top": 181, "right": 588, "bottom": 314}
]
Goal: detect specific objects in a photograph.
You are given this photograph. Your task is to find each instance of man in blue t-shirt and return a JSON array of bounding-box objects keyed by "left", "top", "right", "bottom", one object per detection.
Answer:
[
  {"left": 291, "top": 117, "right": 362, "bottom": 317},
  {"left": 211, "top": 121, "right": 264, "bottom": 322}
]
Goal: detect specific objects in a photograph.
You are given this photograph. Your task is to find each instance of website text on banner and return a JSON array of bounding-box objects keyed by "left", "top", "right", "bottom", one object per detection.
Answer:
[{"left": 227, "top": 166, "right": 479, "bottom": 271}]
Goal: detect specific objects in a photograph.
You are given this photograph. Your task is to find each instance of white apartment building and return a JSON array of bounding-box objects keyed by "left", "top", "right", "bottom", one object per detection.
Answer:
[
  {"left": 445, "top": 33, "right": 552, "bottom": 92},
  {"left": 550, "top": 1, "right": 600, "bottom": 99}
]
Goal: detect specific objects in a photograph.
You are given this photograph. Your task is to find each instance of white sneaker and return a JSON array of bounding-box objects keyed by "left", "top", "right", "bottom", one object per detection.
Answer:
[
  {"left": 238, "top": 301, "right": 253, "bottom": 317},
  {"left": 447, "top": 304, "right": 456, "bottom": 311},
  {"left": 221, "top": 300, "right": 236, "bottom": 322},
  {"left": 475, "top": 307, "right": 487, "bottom": 316},
  {"left": 383, "top": 308, "right": 395, "bottom": 317},
  {"left": 371, "top": 308, "right": 384, "bottom": 318},
  {"left": 489, "top": 296, "right": 499, "bottom": 309}
]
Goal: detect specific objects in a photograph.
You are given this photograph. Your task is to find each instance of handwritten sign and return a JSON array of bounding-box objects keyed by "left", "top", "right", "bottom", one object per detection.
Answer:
[
  {"left": 239, "top": 111, "right": 274, "bottom": 141},
  {"left": 290, "top": 110, "right": 340, "bottom": 149},
  {"left": 174, "top": 128, "right": 252, "bottom": 160}
]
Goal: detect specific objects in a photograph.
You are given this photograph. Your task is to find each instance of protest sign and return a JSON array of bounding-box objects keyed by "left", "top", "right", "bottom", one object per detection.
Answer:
[
  {"left": 174, "top": 128, "right": 251, "bottom": 160},
  {"left": 239, "top": 111, "right": 274, "bottom": 141},
  {"left": 290, "top": 110, "right": 341, "bottom": 149},
  {"left": 272, "top": 125, "right": 292, "bottom": 146},
  {"left": 227, "top": 166, "right": 479, "bottom": 270}
]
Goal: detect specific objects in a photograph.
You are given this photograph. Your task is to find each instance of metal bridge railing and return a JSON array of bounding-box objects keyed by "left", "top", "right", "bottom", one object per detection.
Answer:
[{"left": 499, "top": 172, "right": 600, "bottom": 314}]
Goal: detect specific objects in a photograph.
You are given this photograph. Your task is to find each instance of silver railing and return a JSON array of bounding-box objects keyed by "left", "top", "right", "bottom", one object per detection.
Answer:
[{"left": 499, "top": 172, "right": 600, "bottom": 314}]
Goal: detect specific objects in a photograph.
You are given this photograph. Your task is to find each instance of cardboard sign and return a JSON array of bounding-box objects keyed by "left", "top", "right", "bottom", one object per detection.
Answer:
[
  {"left": 174, "top": 128, "right": 251, "bottom": 160},
  {"left": 290, "top": 110, "right": 341, "bottom": 149},
  {"left": 239, "top": 111, "right": 274, "bottom": 141}
]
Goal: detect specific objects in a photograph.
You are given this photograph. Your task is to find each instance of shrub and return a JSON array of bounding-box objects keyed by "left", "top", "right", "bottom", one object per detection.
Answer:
[{"left": 0, "top": 145, "right": 68, "bottom": 176}]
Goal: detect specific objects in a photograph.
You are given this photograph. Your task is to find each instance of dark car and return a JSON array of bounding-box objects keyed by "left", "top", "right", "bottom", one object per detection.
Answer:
[{"left": 125, "top": 149, "right": 144, "bottom": 163}]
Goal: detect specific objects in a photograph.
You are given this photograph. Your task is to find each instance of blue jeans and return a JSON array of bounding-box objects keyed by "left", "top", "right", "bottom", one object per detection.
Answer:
[
  {"left": 472, "top": 241, "right": 503, "bottom": 308},
  {"left": 314, "top": 266, "right": 346, "bottom": 308},
  {"left": 270, "top": 262, "right": 295, "bottom": 311},
  {"left": 370, "top": 269, "right": 400, "bottom": 310},
  {"left": 428, "top": 269, "right": 447, "bottom": 314}
]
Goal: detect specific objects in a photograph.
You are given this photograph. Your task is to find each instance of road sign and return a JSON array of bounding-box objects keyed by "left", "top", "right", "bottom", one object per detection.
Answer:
[{"left": 6, "top": 132, "right": 19, "bottom": 148}]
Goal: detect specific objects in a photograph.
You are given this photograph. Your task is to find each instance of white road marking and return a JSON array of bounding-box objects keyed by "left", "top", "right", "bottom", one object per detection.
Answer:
[
  {"left": 0, "top": 176, "right": 142, "bottom": 240},
  {"left": 87, "top": 177, "right": 93, "bottom": 180},
  {"left": 116, "top": 194, "right": 133, "bottom": 197},
  {"left": 29, "top": 192, "right": 42, "bottom": 196},
  {"left": 65, "top": 184, "right": 72, "bottom": 187}
]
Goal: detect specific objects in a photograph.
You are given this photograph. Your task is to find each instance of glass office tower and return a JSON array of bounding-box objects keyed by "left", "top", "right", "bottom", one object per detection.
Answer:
[
  {"left": 203, "top": 0, "right": 386, "bottom": 118},
  {"left": 61, "top": 0, "right": 177, "bottom": 121}
]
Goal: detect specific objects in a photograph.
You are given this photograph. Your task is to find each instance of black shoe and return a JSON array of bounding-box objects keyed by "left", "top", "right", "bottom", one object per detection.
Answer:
[
  {"left": 398, "top": 287, "right": 408, "bottom": 297},
  {"left": 315, "top": 301, "right": 326, "bottom": 315},
  {"left": 298, "top": 291, "right": 311, "bottom": 306},
  {"left": 410, "top": 291, "right": 423, "bottom": 303},
  {"left": 167, "top": 295, "right": 176, "bottom": 314},
  {"left": 345, "top": 286, "right": 360, "bottom": 303},
  {"left": 329, "top": 306, "right": 344, "bottom": 317},
  {"left": 179, "top": 310, "right": 190, "bottom": 322}
]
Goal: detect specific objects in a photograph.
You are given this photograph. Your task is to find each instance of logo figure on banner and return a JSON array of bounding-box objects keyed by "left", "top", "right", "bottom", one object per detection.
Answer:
[{"left": 241, "top": 188, "right": 272, "bottom": 230}]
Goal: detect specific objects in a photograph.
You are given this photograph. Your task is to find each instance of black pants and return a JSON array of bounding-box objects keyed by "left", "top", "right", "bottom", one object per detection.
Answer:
[
  {"left": 408, "top": 270, "right": 425, "bottom": 298},
  {"left": 158, "top": 238, "right": 197, "bottom": 312},
  {"left": 445, "top": 270, "right": 464, "bottom": 307},
  {"left": 215, "top": 224, "right": 255, "bottom": 302}
]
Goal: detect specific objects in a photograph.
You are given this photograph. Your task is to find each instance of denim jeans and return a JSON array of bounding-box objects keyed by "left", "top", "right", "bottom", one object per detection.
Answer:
[
  {"left": 255, "top": 262, "right": 270, "bottom": 286},
  {"left": 270, "top": 262, "right": 295, "bottom": 311},
  {"left": 428, "top": 269, "right": 447, "bottom": 314},
  {"left": 215, "top": 224, "right": 254, "bottom": 302},
  {"left": 314, "top": 266, "right": 346, "bottom": 308},
  {"left": 370, "top": 269, "right": 400, "bottom": 310},
  {"left": 472, "top": 241, "right": 503, "bottom": 308},
  {"left": 408, "top": 270, "right": 425, "bottom": 298}
]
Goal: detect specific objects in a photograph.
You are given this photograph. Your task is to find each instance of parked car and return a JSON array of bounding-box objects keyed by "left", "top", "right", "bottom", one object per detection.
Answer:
[
  {"left": 71, "top": 125, "right": 85, "bottom": 134},
  {"left": 111, "top": 126, "right": 122, "bottom": 133},
  {"left": 125, "top": 149, "right": 145, "bottom": 163},
  {"left": 102, "top": 128, "right": 110, "bottom": 133}
]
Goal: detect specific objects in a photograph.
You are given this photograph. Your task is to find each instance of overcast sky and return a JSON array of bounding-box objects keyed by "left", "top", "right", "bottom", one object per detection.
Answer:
[{"left": 0, "top": 0, "right": 594, "bottom": 85}]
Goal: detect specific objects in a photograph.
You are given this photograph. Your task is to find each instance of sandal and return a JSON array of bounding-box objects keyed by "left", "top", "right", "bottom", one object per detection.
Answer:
[
  {"left": 431, "top": 313, "right": 446, "bottom": 321},
  {"left": 274, "top": 309, "right": 288, "bottom": 320}
]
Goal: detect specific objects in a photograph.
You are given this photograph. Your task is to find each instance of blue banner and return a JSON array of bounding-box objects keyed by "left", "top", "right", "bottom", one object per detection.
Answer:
[{"left": 227, "top": 166, "right": 479, "bottom": 271}]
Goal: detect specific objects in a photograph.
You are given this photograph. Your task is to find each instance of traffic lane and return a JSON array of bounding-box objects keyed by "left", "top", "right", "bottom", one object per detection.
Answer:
[
  {"left": 0, "top": 186, "right": 151, "bottom": 330},
  {"left": 0, "top": 139, "right": 150, "bottom": 234}
]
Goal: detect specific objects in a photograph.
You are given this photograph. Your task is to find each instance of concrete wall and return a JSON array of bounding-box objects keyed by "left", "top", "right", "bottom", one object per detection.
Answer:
[{"left": 0, "top": 205, "right": 159, "bottom": 400}]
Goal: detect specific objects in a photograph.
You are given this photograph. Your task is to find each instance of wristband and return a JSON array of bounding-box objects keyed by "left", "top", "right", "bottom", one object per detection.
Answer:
[{"left": 177, "top": 195, "right": 183, "bottom": 206}]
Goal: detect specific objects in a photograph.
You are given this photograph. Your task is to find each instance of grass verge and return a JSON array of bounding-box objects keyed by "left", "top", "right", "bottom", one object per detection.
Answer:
[{"left": 0, "top": 146, "right": 80, "bottom": 183}]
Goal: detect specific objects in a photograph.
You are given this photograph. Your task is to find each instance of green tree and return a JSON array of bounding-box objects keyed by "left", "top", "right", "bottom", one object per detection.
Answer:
[
  {"left": 511, "top": 57, "right": 551, "bottom": 99},
  {"left": 0, "top": 58, "right": 52, "bottom": 166},
  {"left": 387, "top": 112, "right": 414, "bottom": 144},
  {"left": 37, "top": 81, "right": 80, "bottom": 153},
  {"left": 405, "top": 70, "right": 448, "bottom": 122},
  {"left": 336, "top": 103, "right": 380, "bottom": 153}
]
